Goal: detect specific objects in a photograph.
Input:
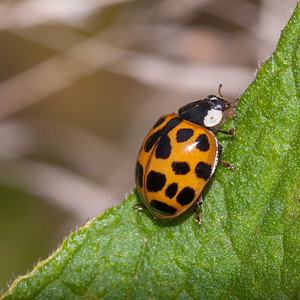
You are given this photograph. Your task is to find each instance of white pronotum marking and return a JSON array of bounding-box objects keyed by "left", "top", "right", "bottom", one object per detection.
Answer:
[{"left": 203, "top": 109, "right": 223, "bottom": 127}]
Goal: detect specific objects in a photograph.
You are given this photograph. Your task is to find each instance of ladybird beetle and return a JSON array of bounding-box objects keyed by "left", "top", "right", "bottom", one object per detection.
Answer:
[{"left": 135, "top": 90, "right": 237, "bottom": 224}]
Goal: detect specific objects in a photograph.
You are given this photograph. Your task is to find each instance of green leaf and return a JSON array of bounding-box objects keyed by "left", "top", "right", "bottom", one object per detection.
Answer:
[{"left": 2, "top": 4, "right": 300, "bottom": 300}]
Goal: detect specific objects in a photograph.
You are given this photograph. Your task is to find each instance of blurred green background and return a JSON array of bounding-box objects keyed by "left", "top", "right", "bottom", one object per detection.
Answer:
[{"left": 0, "top": 0, "right": 297, "bottom": 293}]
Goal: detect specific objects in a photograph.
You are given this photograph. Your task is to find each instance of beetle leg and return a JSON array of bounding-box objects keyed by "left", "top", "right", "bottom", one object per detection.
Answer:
[
  {"left": 133, "top": 203, "right": 147, "bottom": 212},
  {"left": 219, "top": 160, "right": 235, "bottom": 171},
  {"left": 194, "top": 195, "right": 203, "bottom": 226},
  {"left": 217, "top": 128, "right": 235, "bottom": 136},
  {"left": 218, "top": 144, "right": 235, "bottom": 171},
  {"left": 196, "top": 195, "right": 203, "bottom": 207}
]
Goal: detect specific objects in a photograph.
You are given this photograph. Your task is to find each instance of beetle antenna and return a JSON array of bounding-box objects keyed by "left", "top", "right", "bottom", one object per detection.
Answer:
[
  {"left": 218, "top": 84, "right": 224, "bottom": 98},
  {"left": 231, "top": 97, "right": 239, "bottom": 106}
]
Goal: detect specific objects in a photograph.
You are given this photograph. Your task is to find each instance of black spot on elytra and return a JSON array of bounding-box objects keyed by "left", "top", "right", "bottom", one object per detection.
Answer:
[
  {"left": 176, "top": 128, "right": 194, "bottom": 143},
  {"left": 165, "top": 183, "right": 178, "bottom": 199},
  {"left": 195, "top": 162, "right": 212, "bottom": 180},
  {"left": 156, "top": 135, "right": 171, "bottom": 159},
  {"left": 155, "top": 117, "right": 182, "bottom": 159},
  {"left": 146, "top": 171, "right": 166, "bottom": 192},
  {"left": 135, "top": 161, "right": 143, "bottom": 188},
  {"left": 144, "top": 130, "right": 161, "bottom": 152},
  {"left": 144, "top": 116, "right": 182, "bottom": 159},
  {"left": 195, "top": 134, "right": 210, "bottom": 152},
  {"left": 163, "top": 117, "right": 182, "bottom": 132},
  {"left": 176, "top": 187, "right": 195, "bottom": 205},
  {"left": 152, "top": 116, "right": 166, "bottom": 129},
  {"left": 150, "top": 200, "right": 177, "bottom": 216},
  {"left": 172, "top": 162, "right": 190, "bottom": 175}
]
